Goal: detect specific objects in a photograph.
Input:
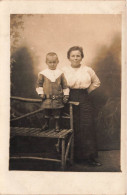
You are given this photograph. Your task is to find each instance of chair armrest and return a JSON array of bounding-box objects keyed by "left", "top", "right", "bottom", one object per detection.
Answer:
[{"left": 68, "top": 101, "right": 79, "bottom": 106}]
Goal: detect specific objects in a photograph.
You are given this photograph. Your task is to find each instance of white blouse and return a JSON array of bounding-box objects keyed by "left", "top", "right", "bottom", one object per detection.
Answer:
[{"left": 63, "top": 65, "right": 100, "bottom": 93}]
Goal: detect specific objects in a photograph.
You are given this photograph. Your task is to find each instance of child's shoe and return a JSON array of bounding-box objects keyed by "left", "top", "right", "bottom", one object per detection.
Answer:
[
  {"left": 41, "top": 119, "right": 49, "bottom": 131},
  {"left": 55, "top": 127, "right": 60, "bottom": 132},
  {"left": 42, "top": 123, "right": 49, "bottom": 131},
  {"left": 55, "top": 119, "right": 60, "bottom": 132}
]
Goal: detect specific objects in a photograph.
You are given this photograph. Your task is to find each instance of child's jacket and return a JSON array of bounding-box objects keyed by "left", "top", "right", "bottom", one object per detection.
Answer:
[{"left": 36, "top": 68, "right": 69, "bottom": 109}]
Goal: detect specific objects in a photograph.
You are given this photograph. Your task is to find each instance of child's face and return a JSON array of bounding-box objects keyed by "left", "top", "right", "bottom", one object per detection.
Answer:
[{"left": 46, "top": 55, "right": 59, "bottom": 70}]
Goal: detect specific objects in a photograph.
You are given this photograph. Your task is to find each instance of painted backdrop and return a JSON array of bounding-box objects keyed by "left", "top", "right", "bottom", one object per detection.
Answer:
[{"left": 10, "top": 14, "right": 121, "bottom": 150}]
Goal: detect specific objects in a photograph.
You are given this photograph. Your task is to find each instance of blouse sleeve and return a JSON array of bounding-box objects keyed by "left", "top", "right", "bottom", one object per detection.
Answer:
[
  {"left": 36, "top": 73, "right": 44, "bottom": 95},
  {"left": 61, "top": 73, "right": 70, "bottom": 96},
  {"left": 87, "top": 68, "right": 101, "bottom": 93}
]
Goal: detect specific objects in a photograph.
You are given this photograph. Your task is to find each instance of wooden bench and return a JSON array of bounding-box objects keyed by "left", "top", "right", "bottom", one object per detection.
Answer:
[
  {"left": 10, "top": 97, "right": 79, "bottom": 170},
  {"left": 10, "top": 127, "right": 73, "bottom": 170}
]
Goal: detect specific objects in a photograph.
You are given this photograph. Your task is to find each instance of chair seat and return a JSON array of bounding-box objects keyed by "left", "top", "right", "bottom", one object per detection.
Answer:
[
  {"left": 10, "top": 126, "right": 74, "bottom": 170},
  {"left": 10, "top": 127, "right": 73, "bottom": 139}
]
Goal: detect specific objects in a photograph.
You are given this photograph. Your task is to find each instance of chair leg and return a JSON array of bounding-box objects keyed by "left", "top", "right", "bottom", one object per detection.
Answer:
[
  {"left": 70, "top": 134, "right": 74, "bottom": 165},
  {"left": 61, "top": 139, "right": 65, "bottom": 171}
]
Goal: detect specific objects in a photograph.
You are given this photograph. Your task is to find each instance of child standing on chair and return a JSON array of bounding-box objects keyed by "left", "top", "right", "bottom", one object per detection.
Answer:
[{"left": 36, "top": 52, "right": 69, "bottom": 132}]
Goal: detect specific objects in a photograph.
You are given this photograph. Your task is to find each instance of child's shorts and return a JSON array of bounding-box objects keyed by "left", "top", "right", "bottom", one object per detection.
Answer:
[{"left": 44, "top": 109, "right": 61, "bottom": 119}]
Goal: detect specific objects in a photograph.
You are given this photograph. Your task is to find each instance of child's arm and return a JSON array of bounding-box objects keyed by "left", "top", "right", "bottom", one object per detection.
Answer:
[{"left": 36, "top": 73, "right": 45, "bottom": 99}]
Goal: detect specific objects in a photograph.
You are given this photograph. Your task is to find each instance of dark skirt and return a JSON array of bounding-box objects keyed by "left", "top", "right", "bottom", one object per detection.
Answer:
[{"left": 69, "top": 89, "right": 98, "bottom": 160}]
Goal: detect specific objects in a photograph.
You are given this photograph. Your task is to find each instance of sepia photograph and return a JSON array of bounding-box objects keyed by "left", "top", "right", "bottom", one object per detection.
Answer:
[
  {"left": 10, "top": 14, "right": 121, "bottom": 172},
  {"left": 0, "top": 1, "right": 126, "bottom": 194}
]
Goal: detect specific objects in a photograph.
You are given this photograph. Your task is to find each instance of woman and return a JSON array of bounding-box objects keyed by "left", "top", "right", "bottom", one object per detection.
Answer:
[{"left": 63, "top": 46, "right": 101, "bottom": 166}]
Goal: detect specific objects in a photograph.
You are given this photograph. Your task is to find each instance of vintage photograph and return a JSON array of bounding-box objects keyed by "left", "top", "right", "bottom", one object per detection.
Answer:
[{"left": 10, "top": 14, "right": 121, "bottom": 172}]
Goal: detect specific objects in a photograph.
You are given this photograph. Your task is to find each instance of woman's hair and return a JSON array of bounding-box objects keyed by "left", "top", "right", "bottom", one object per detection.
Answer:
[{"left": 67, "top": 46, "right": 84, "bottom": 59}]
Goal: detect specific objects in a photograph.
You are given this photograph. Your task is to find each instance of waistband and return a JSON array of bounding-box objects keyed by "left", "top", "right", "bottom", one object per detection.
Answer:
[{"left": 70, "top": 88, "right": 88, "bottom": 94}]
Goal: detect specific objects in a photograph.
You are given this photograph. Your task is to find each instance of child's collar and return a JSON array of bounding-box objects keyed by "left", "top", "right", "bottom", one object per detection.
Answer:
[{"left": 40, "top": 68, "right": 63, "bottom": 82}]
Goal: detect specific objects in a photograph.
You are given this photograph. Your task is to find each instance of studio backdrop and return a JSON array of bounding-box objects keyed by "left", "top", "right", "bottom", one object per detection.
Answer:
[{"left": 10, "top": 14, "right": 121, "bottom": 151}]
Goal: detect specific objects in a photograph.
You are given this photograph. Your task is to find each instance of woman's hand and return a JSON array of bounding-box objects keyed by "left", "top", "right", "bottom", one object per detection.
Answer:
[
  {"left": 63, "top": 95, "right": 69, "bottom": 104},
  {"left": 87, "top": 87, "right": 93, "bottom": 94},
  {"left": 87, "top": 88, "right": 91, "bottom": 94}
]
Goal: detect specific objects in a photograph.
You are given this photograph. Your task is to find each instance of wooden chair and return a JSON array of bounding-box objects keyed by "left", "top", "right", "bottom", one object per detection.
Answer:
[{"left": 10, "top": 97, "right": 79, "bottom": 170}]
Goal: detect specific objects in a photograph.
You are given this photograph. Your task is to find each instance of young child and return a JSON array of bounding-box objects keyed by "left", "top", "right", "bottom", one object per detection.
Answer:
[{"left": 36, "top": 52, "right": 69, "bottom": 132}]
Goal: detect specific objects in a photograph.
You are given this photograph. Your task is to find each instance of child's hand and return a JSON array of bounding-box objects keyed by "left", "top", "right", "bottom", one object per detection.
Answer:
[
  {"left": 39, "top": 94, "right": 46, "bottom": 100},
  {"left": 63, "top": 95, "right": 69, "bottom": 104}
]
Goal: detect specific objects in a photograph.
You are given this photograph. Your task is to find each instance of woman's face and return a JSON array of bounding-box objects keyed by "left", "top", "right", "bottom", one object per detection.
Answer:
[{"left": 69, "top": 50, "right": 82, "bottom": 67}]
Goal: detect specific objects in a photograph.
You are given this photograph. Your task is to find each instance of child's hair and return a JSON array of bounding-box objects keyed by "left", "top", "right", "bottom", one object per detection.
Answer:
[
  {"left": 67, "top": 46, "right": 84, "bottom": 59},
  {"left": 46, "top": 52, "right": 58, "bottom": 61}
]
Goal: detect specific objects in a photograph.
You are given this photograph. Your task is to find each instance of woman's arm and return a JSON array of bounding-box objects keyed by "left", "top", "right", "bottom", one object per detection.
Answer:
[
  {"left": 61, "top": 73, "right": 70, "bottom": 96},
  {"left": 87, "top": 68, "right": 101, "bottom": 94}
]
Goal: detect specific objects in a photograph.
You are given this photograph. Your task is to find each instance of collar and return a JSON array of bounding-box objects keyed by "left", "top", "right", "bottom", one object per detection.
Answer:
[{"left": 40, "top": 68, "right": 63, "bottom": 82}]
